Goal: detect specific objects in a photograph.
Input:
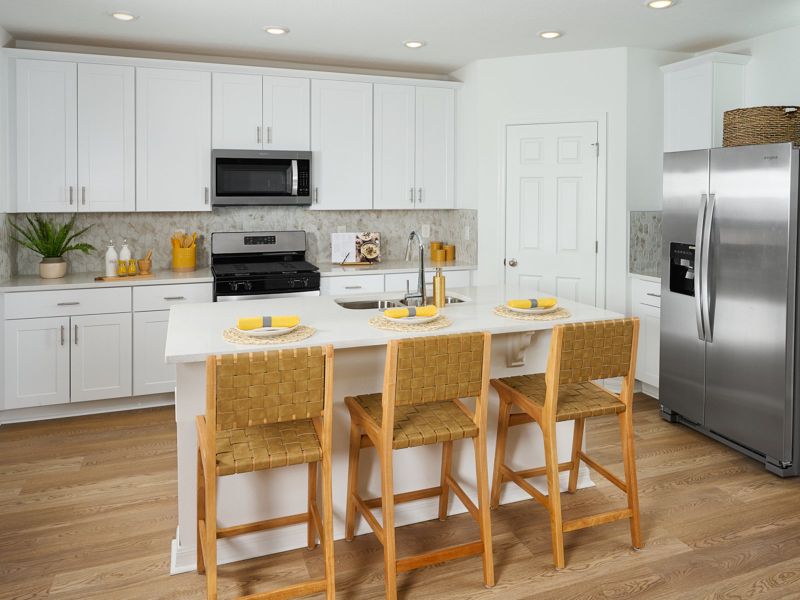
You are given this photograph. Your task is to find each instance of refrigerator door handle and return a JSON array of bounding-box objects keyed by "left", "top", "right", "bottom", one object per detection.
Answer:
[
  {"left": 695, "top": 193, "right": 708, "bottom": 341},
  {"left": 701, "top": 192, "right": 716, "bottom": 342}
]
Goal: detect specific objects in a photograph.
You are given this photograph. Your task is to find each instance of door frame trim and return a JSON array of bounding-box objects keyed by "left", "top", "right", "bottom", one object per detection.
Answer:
[{"left": 497, "top": 112, "right": 608, "bottom": 308}]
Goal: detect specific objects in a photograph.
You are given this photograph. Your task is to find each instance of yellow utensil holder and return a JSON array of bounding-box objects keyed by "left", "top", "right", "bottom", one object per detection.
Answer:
[{"left": 172, "top": 247, "right": 196, "bottom": 272}]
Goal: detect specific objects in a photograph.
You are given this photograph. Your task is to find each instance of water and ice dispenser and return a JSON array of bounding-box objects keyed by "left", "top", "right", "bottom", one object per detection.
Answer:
[{"left": 669, "top": 242, "right": 695, "bottom": 296}]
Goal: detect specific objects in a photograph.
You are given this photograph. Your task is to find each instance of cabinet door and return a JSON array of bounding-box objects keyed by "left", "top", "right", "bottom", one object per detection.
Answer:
[
  {"left": 414, "top": 87, "right": 455, "bottom": 209},
  {"left": 663, "top": 63, "right": 713, "bottom": 153},
  {"left": 133, "top": 310, "right": 175, "bottom": 396},
  {"left": 310, "top": 79, "right": 373, "bottom": 210},
  {"left": 212, "top": 73, "right": 263, "bottom": 150},
  {"left": 136, "top": 68, "right": 211, "bottom": 212},
  {"left": 70, "top": 313, "right": 132, "bottom": 403},
  {"left": 15, "top": 59, "right": 77, "bottom": 213},
  {"left": 373, "top": 84, "right": 415, "bottom": 209},
  {"left": 4, "top": 317, "right": 70, "bottom": 409},
  {"left": 77, "top": 63, "right": 135, "bottom": 212},
  {"left": 263, "top": 76, "right": 310, "bottom": 151}
]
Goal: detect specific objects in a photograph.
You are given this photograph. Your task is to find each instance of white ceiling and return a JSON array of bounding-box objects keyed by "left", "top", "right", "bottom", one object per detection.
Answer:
[{"left": 1, "top": 0, "right": 799, "bottom": 75}]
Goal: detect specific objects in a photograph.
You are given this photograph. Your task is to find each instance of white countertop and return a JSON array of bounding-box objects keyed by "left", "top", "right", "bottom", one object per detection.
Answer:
[
  {"left": 165, "top": 284, "right": 622, "bottom": 363},
  {"left": 628, "top": 272, "right": 661, "bottom": 283},
  {"left": 316, "top": 259, "right": 476, "bottom": 276},
  {"left": 0, "top": 268, "right": 213, "bottom": 293}
]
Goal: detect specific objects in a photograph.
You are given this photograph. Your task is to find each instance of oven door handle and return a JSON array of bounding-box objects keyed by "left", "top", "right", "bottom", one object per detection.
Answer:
[{"left": 291, "top": 160, "right": 299, "bottom": 196}]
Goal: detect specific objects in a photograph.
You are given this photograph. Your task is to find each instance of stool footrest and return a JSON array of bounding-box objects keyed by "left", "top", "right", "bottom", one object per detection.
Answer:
[
  {"left": 396, "top": 540, "right": 484, "bottom": 574},
  {"left": 237, "top": 577, "right": 328, "bottom": 600},
  {"left": 578, "top": 452, "right": 627, "bottom": 492},
  {"left": 563, "top": 508, "right": 633, "bottom": 533},
  {"left": 445, "top": 475, "right": 479, "bottom": 521},
  {"left": 363, "top": 486, "right": 442, "bottom": 509},
  {"left": 353, "top": 494, "right": 384, "bottom": 545},
  {"left": 511, "top": 462, "right": 572, "bottom": 480},
  {"left": 218, "top": 512, "right": 309, "bottom": 539},
  {"left": 502, "top": 465, "right": 548, "bottom": 507}
]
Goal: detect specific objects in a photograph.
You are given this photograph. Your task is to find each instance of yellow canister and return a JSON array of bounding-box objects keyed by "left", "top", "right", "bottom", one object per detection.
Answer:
[{"left": 172, "top": 247, "right": 197, "bottom": 272}]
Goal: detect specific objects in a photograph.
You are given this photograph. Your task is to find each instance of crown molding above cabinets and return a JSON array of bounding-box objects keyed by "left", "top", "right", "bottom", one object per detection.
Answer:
[{"left": 3, "top": 48, "right": 460, "bottom": 213}]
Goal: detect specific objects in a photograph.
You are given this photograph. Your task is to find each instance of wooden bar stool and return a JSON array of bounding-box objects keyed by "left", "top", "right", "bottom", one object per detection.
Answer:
[
  {"left": 490, "top": 318, "right": 642, "bottom": 569},
  {"left": 195, "top": 346, "right": 336, "bottom": 600},
  {"left": 344, "top": 332, "right": 495, "bottom": 600}
]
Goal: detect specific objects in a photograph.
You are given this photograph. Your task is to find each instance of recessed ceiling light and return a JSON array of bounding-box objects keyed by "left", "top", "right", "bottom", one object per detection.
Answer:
[
  {"left": 403, "top": 40, "right": 426, "bottom": 49},
  {"left": 110, "top": 11, "right": 137, "bottom": 21},
  {"left": 263, "top": 26, "right": 290, "bottom": 35},
  {"left": 539, "top": 31, "right": 562, "bottom": 40},
  {"left": 647, "top": 0, "right": 675, "bottom": 8}
]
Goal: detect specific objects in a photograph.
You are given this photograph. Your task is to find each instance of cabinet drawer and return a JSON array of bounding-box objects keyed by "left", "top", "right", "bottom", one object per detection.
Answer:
[
  {"left": 133, "top": 283, "right": 213, "bottom": 312},
  {"left": 5, "top": 287, "right": 131, "bottom": 319},
  {"left": 631, "top": 278, "right": 661, "bottom": 309},
  {"left": 320, "top": 274, "right": 384, "bottom": 295}
]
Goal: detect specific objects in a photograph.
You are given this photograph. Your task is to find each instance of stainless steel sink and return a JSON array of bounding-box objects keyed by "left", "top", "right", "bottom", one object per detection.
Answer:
[
  {"left": 335, "top": 296, "right": 467, "bottom": 309},
  {"left": 400, "top": 295, "right": 466, "bottom": 307}
]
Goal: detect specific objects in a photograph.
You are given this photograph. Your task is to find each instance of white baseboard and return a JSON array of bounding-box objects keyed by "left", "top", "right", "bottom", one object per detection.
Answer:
[
  {"left": 170, "top": 466, "right": 594, "bottom": 574},
  {"left": 0, "top": 393, "right": 174, "bottom": 424}
]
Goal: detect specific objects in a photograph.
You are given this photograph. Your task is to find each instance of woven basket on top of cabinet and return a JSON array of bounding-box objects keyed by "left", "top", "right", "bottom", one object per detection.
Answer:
[{"left": 723, "top": 106, "right": 800, "bottom": 147}]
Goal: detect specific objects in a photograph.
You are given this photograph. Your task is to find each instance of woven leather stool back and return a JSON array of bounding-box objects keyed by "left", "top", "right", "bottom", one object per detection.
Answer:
[
  {"left": 554, "top": 319, "right": 636, "bottom": 385},
  {"left": 394, "top": 332, "right": 485, "bottom": 406},
  {"left": 214, "top": 347, "right": 326, "bottom": 430}
]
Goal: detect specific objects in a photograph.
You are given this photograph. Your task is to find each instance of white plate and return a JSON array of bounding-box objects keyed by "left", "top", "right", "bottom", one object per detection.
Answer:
[
  {"left": 235, "top": 324, "right": 299, "bottom": 338},
  {"left": 381, "top": 313, "right": 440, "bottom": 324},
  {"left": 507, "top": 305, "right": 559, "bottom": 315}
]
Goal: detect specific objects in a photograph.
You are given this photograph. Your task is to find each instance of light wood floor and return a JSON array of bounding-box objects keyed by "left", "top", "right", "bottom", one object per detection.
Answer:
[{"left": 3, "top": 395, "right": 800, "bottom": 599}]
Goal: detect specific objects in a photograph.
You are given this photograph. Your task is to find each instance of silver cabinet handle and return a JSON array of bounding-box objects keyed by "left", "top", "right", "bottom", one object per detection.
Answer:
[
  {"left": 646, "top": 292, "right": 661, "bottom": 298},
  {"left": 418, "top": 187, "right": 423, "bottom": 204},
  {"left": 314, "top": 187, "right": 319, "bottom": 204},
  {"left": 410, "top": 187, "right": 414, "bottom": 204},
  {"left": 74, "top": 324, "right": 78, "bottom": 345},
  {"left": 68, "top": 186, "right": 74, "bottom": 205},
  {"left": 60, "top": 325, "right": 65, "bottom": 346},
  {"left": 344, "top": 285, "right": 362, "bottom": 290},
  {"left": 257, "top": 125, "right": 262, "bottom": 144},
  {"left": 163, "top": 296, "right": 186, "bottom": 301},
  {"left": 267, "top": 126, "right": 272, "bottom": 144},
  {"left": 507, "top": 258, "right": 518, "bottom": 267},
  {"left": 57, "top": 301, "right": 80, "bottom": 306},
  {"left": 81, "top": 186, "right": 86, "bottom": 205},
  {"left": 204, "top": 186, "right": 209, "bottom": 205}
]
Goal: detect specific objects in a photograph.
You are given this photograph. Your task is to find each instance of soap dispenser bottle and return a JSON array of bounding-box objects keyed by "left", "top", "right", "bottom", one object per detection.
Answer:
[
  {"left": 105, "top": 240, "right": 118, "bottom": 278},
  {"left": 119, "top": 238, "right": 131, "bottom": 263},
  {"left": 433, "top": 267, "right": 446, "bottom": 308}
]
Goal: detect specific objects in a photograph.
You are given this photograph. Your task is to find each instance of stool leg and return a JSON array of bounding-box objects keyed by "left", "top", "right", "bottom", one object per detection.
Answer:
[
  {"left": 345, "top": 422, "right": 362, "bottom": 541},
  {"left": 542, "top": 420, "right": 565, "bottom": 569},
  {"left": 567, "top": 418, "right": 585, "bottom": 494},
  {"left": 619, "top": 410, "right": 643, "bottom": 550},
  {"left": 438, "top": 441, "right": 453, "bottom": 521},
  {"left": 205, "top": 468, "right": 218, "bottom": 600},
  {"left": 196, "top": 447, "right": 205, "bottom": 574},
  {"left": 490, "top": 395, "right": 512, "bottom": 509},
  {"left": 321, "top": 452, "right": 336, "bottom": 599},
  {"left": 379, "top": 448, "right": 398, "bottom": 600},
  {"left": 307, "top": 461, "right": 318, "bottom": 550},
  {"left": 473, "top": 434, "right": 496, "bottom": 587}
]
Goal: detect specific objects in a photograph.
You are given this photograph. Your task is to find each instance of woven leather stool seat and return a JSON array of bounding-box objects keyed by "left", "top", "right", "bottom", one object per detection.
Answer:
[
  {"left": 498, "top": 374, "right": 625, "bottom": 421},
  {"left": 215, "top": 418, "right": 322, "bottom": 475},
  {"left": 351, "top": 393, "right": 478, "bottom": 449}
]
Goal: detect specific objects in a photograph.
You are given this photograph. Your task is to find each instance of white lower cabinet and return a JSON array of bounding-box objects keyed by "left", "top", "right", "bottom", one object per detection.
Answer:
[
  {"left": 133, "top": 310, "right": 175, "bottom": 396},
  {"left": 630, "top": 277, "right": 661, "bottom": 390},
  {"left": 4, "top": 317, "right": 70, "bottom": 409},
  {"left": 70, "top": 313, "right": 132, "bottom": 403}
]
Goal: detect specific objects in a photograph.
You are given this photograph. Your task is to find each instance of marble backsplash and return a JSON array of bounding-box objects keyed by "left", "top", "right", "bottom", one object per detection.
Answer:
[
  {"left": 629, "top": 211, "right": 662, "bottom": 278},
  {"left": 5, "top": 209, "right": 477, "bottom": 276}
]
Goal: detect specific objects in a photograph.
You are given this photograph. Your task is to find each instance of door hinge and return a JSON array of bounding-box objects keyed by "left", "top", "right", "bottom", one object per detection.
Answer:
[
  {"left": 595, "top": 241, "right": 599, "bottom": 253},
  {"left": 591, "top": 142, "right": 599, "bottom": 157}
]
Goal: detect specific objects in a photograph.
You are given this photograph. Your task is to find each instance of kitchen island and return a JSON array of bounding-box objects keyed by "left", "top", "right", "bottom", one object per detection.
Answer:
[{"left": 165, "top": 285, "right": 623, "bottom": 574}]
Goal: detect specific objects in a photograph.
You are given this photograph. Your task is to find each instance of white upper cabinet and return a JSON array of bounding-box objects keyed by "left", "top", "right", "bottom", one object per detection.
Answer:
[
  {"left": 137, "top": 68, "right": 212, "bottom": 211},
  {"left": 662, "top": 53, "right": 749, "bottom": 153},
  {"left": 15, "top": 59, "right": 77, "bottom": 213},
  {"left": 77, "top": 63, "right": 135, "bottom": 212},
  {"left": 373, "top": 84, "right": 416, "bottom": 210},
  {"left": 212, "top": 73, "right": 309, "bottom": 150},
  {"left": 373, "top": 85, "right": 455, "bottom": 210},
  {"left": 212, "top": 73, "right": 263, "bottom": 150},
  {"left": 310, "top": 79, "right": 373, "bottom": 210},
  {"left": 414, "top": 87, "right": 455, "bottom": 209},
  {"left": 263, "top": 76, "right": 310, "bottom": 150}
]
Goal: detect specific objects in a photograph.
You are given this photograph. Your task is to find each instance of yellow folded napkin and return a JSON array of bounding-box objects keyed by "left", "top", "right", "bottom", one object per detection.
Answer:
[
  {"left": 383, "top": 305, "right": 438, "bottom": 319},
  {"left": 237, "top": 315, "right": 300, "bottom": 330},
  {"left": 507, "top": 297, "right": 557, "bottom": 309}
]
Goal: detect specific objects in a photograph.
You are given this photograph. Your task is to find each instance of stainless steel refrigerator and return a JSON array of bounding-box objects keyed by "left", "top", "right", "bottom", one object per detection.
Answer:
[{"left": 660, "top": 142, "right": 800, "bottom": 477}]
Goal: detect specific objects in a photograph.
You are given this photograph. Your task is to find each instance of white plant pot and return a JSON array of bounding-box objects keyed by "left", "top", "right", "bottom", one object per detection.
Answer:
[{"left": 39, "top": 257, "right": 67, "bottom": 279}]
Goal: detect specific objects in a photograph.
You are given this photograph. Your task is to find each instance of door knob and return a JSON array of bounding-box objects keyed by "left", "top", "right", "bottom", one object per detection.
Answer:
[{"left": 508, "top": 258, "right": 518, "bottom": 267}]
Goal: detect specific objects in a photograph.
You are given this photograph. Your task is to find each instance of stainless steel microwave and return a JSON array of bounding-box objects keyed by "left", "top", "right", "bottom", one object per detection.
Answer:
[{"left": 211, "top": 149, "right": 311, "bottom": 206}]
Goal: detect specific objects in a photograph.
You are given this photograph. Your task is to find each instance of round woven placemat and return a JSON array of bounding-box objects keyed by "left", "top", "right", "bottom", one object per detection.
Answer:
[
  {"left": 222, "top": 325, "right": 316, "bottom": 345},
  {"left": 493, "top": 305, "right": 571, "bottom": 321},
  {"left": 368, "top": 315, "right": 452, "bottom": 332}
]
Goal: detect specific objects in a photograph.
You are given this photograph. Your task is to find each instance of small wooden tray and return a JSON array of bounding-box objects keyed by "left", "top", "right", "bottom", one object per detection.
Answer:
[
  {"left": 339, "top": 261, "right": 375, "bottom": 266},
  {"left": 94, "top": 273, "right": 155, "bottom": 282}
]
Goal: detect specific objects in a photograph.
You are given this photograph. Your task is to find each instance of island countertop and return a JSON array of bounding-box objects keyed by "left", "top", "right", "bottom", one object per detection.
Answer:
[{"left": 165, "top": 284, "right": 622, "bottom": 363}]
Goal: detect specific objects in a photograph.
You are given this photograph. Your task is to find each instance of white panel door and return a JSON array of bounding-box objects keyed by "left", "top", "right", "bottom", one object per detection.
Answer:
[
  {"left": 133, "top": 310, "right": 175, "bottom": 396},
  {"left": 77, "top": 63, "right": 135, "bottom": 212},
  {"left": 414, "top": 87, "right": 454, "bottom": 209},
  {"left": 310, "top": 79, "right": 372, "bottom": 210},
  {"left": 263, "top": 76, "right": 310, "bottom": 150},
  {"left": 15, "top": 59, "right": 77, "bottom": 213},
  {"left": 136, "top": 68, "right": 211, "bottom": 211},
  {"left": 3, "top": 317, "right": 70, "bottom": 409},
  {"left": 212, "top": 73, "right": 263, "bottom": 150},
  {"left": 70, "top": 313, "right": 132, "bottom": 403},
  {"left": 373, "top": 84, "right": 415, "bottom": 209},
  {"left": 505, "top": 122, "right": 598, "bottom": 305}
]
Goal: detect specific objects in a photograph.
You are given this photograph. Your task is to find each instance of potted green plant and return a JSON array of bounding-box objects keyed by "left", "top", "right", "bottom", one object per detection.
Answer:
[{"left": 8, "top": 214, "right": 95, "bottom": 279}]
